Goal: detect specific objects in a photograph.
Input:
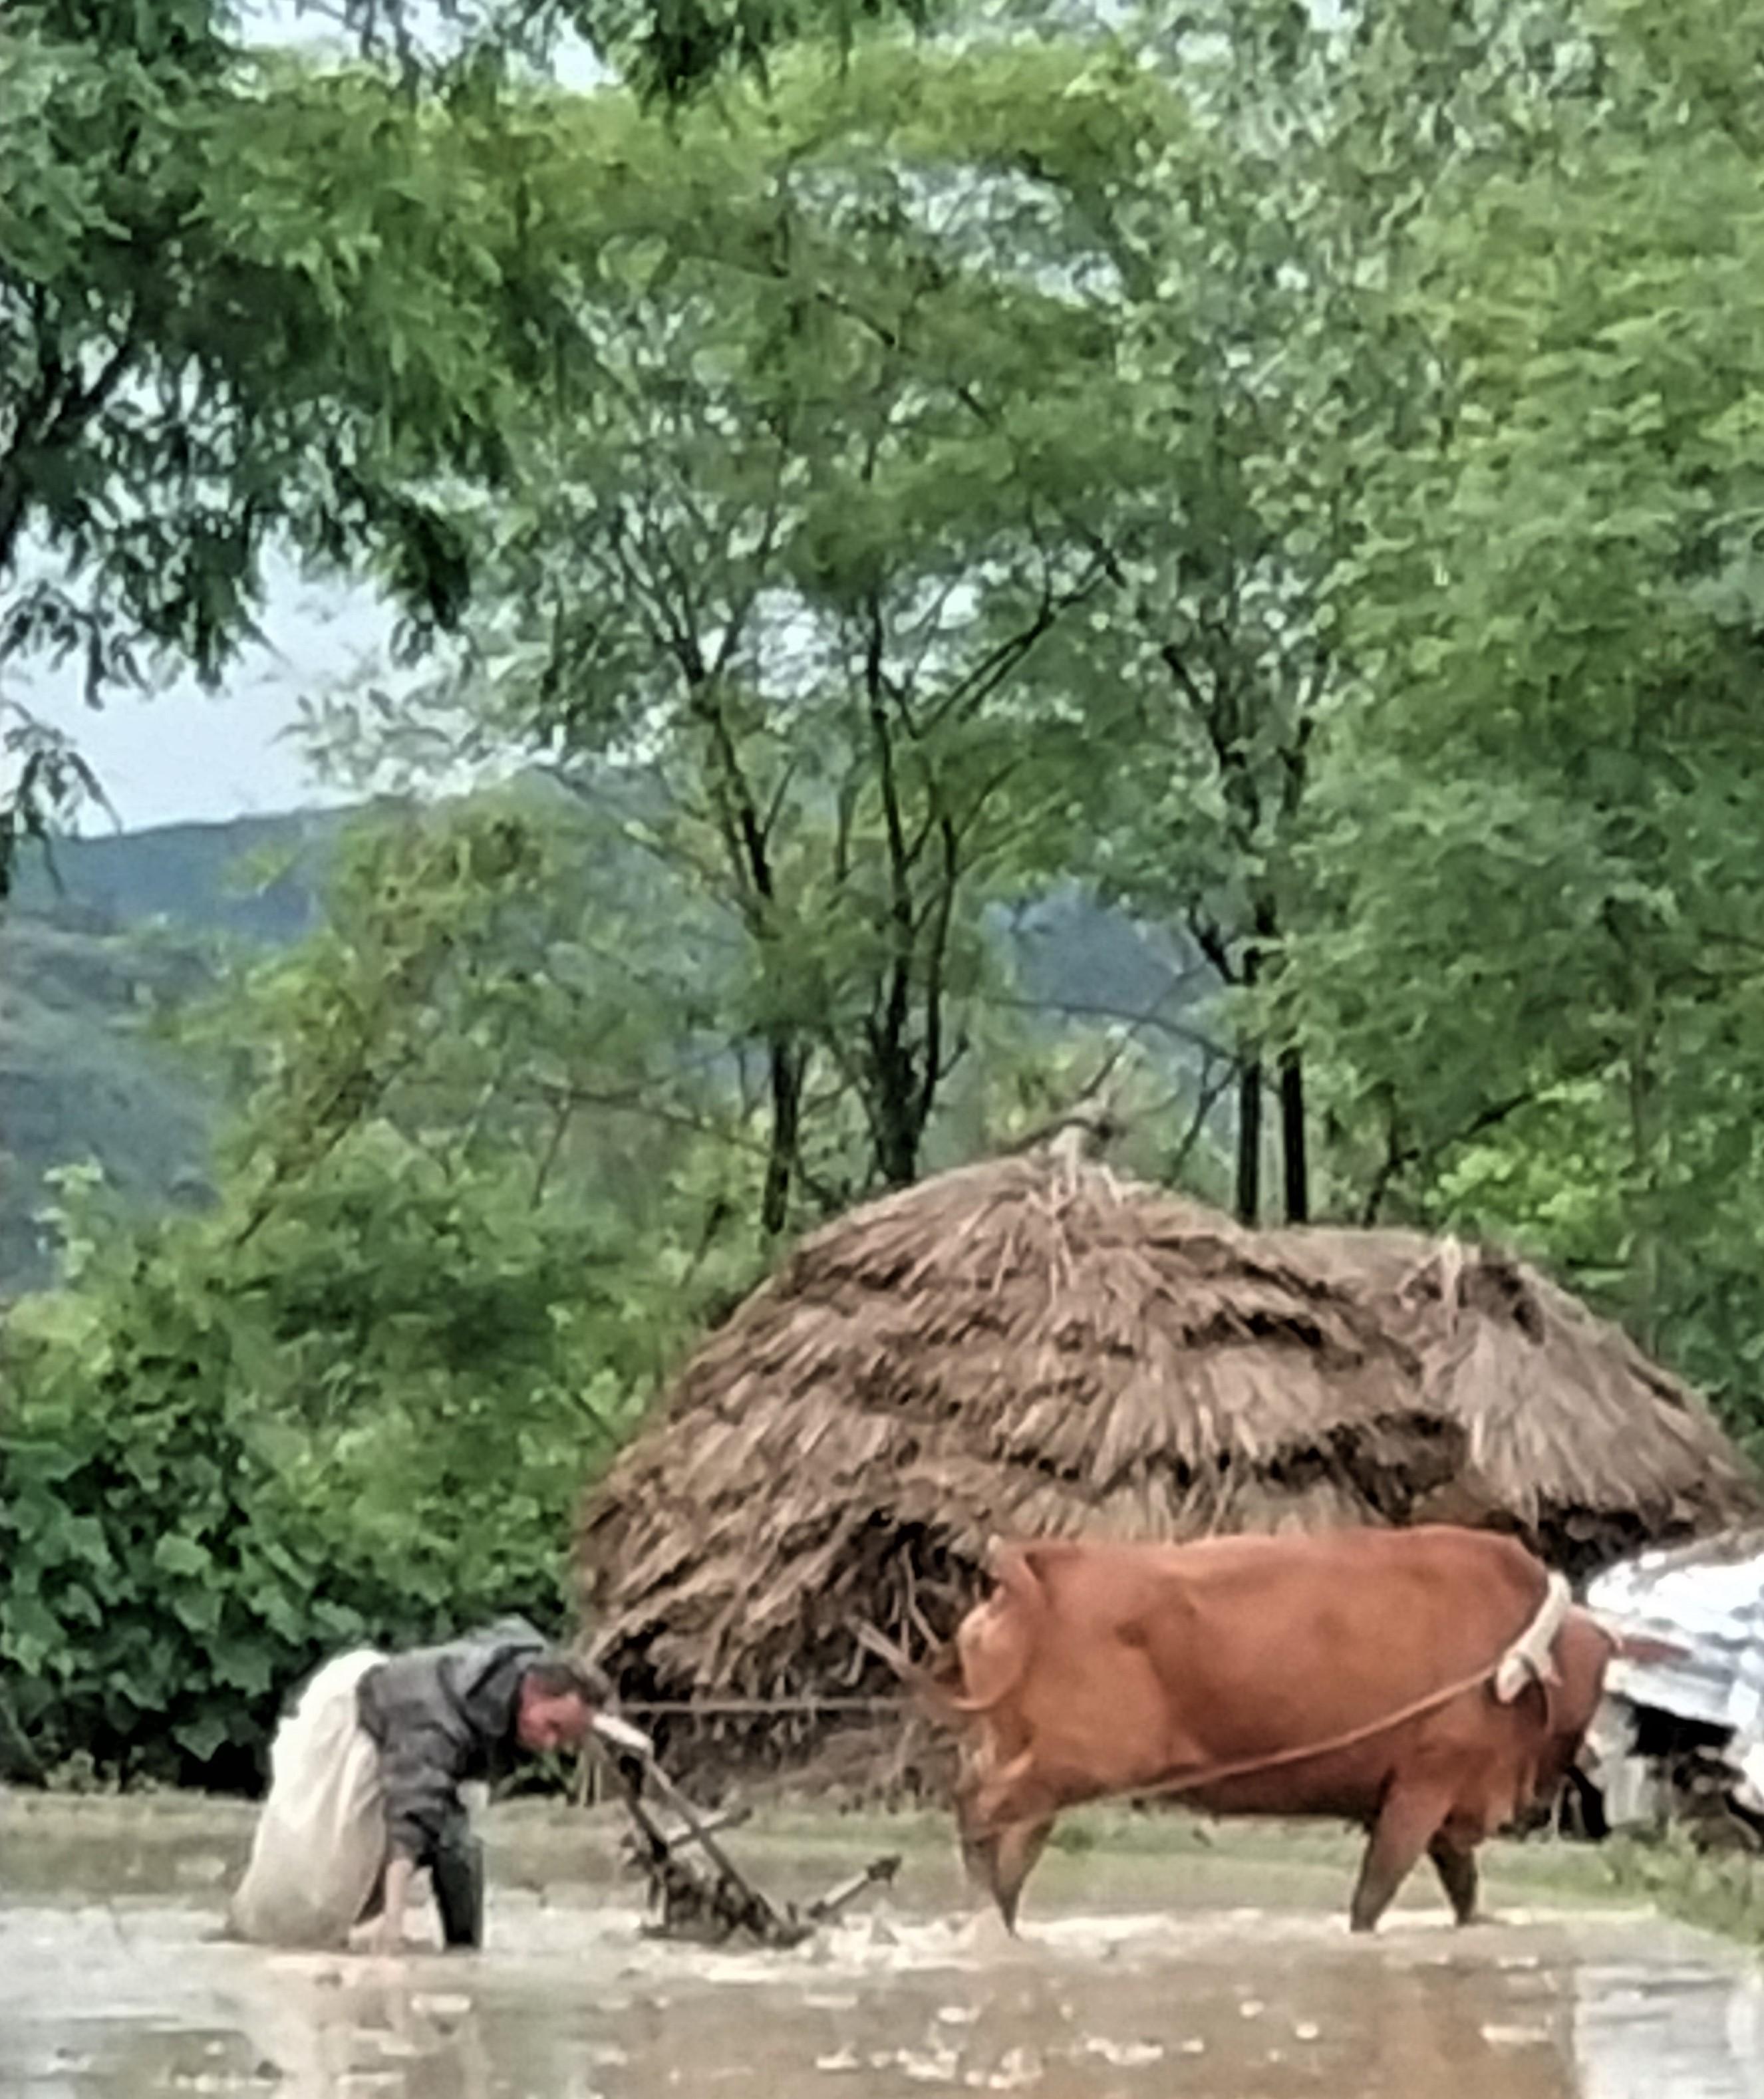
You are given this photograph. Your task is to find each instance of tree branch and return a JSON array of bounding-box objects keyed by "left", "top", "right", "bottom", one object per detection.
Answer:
[{"left": 1358, "top": 1088, "right": 1539, "bottom": 1224}]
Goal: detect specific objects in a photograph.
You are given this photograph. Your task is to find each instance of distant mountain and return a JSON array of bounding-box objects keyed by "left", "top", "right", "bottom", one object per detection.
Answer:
[
  {"left": 0, "top": 916, "right": 214, "bottom": 1286},
  {"left": 10, "top": 807, "right": 343, "bottom": 943},
  {"left": 0, "top": 802, "right": 1220, "bottom": 1293},
  {"left": 1, "top": 810, "right": 341, "bottom": 1292}
]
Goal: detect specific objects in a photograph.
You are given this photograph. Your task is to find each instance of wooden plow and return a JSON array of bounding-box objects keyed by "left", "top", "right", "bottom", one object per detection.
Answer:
[{"left": 591, "top": 1714, "right": 901, "bottom": 1948}]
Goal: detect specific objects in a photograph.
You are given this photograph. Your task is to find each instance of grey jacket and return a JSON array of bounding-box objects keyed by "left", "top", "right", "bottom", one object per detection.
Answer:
[{"left": 356, "top": 1617, "right": 551, "bottom": 1864}]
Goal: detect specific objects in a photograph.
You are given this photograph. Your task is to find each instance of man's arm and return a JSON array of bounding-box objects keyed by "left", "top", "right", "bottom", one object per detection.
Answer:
[
  {"left": 372, "top": 1856, "right": 418, "bottom": 1956},
  {"left": 372, "top": 1716, "right": 470, "bottom": 1944}
]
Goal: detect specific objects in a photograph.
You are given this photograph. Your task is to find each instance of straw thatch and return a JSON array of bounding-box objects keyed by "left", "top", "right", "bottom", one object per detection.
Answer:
[{"left": 578, "top": 1149, "right": 1761, "bottom": 1783}]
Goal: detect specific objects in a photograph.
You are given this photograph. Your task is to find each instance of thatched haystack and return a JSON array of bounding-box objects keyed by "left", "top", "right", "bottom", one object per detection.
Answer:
[{"left": 578, "top": 1150, "right": 1761, "bottom": 1786}]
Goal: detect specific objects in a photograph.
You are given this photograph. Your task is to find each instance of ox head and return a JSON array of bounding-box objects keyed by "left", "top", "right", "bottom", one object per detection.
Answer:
[{"left": 951, "top": 1739, "right": 1053, "bottom": 1934}]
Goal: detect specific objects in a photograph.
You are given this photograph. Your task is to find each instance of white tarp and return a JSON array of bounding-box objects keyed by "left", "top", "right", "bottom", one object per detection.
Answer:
[
  {"left": 227, "top": 1647, "right": 390, "bottom": 1949},
  {"left": 1586, "top": 1533, "right": 1764, "bottom": 1812},
  {"left": 1589, "top": 1539, "right": 1764, "bottom": 1735}
]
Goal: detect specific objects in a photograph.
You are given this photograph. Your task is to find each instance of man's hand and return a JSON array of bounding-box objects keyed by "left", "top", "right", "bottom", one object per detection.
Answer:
[
  {"left": 591, "top": 1713, "right": 656, "bottom": 1760},
  {"left": 588, "top": 1711, "right": 654, "bottom": 1800},
  {"left": 369, "top": 1855, "right": 417, "bottom": 1958}
]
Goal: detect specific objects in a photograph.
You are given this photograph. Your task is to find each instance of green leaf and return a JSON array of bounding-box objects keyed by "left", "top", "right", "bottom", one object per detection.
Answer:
[
  {"left": 153, "top": 1535, "right": 212, "bottom": 1581},
  {"left": 171, "top": 1711, "right": 231, "bottom": 1764}
]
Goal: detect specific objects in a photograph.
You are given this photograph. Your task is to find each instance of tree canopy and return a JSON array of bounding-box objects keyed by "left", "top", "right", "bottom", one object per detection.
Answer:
[{"left": 11, "top": 0, "right": 1764, "bottom": 1784}]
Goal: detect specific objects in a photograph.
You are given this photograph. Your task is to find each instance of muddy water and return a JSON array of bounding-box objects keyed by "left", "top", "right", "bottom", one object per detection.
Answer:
[{"left": 1, "top": 1804, "right": 1760, "bottom": 2099}]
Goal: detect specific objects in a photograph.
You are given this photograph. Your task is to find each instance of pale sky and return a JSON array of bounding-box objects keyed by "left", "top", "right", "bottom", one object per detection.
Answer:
[{"left": 15, "top": 568, "right": 388, "bottom": 832}]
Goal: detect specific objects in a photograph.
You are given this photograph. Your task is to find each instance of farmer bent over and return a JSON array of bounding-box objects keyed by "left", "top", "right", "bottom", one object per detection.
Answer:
[{"left": 227, "top": 1616, "right": 642, "bottom": 1952}]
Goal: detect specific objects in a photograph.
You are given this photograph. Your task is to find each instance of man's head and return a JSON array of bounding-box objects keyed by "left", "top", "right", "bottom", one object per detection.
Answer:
[{"left": 515, "top": 1655, "right": 612, "bottom": 1754}]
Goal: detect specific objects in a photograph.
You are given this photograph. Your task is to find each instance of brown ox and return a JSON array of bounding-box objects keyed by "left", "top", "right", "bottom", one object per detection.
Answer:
[{"left": 939, "top": 1525, "right": 1615, "bottom": 1934}]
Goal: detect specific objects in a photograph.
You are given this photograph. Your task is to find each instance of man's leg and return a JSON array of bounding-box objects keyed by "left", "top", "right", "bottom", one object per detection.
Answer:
[{"left": 431, "top": 1812, "right": 486, "bottom": 1949}]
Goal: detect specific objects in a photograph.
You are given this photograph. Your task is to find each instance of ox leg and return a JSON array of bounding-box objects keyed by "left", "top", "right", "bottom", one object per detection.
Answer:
[
  {"left": 1349, "top": 1785, "right": 1452, "bottom": 1935},
  {"left": 958, "top": 1825, "right": 996, "bottom": 1900},
  {"left": 992, "top": 1816, "right": 1054, "bottom": 1935},
  {"left": 1427, "top": 1832, "right": 1489, "bottom": 1927}
]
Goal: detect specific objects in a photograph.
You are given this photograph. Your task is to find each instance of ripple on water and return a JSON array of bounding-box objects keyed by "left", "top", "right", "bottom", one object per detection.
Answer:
[{"left": 1, "top": 1892, "right": 1761, "bottom": 2099}]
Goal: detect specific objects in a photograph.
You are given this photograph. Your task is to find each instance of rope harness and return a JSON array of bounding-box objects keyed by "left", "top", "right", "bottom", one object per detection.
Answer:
[
  {"left": 1128, "top": 1656, "right": 1519, "bottom": 1806},
  {"left": 1128, "top": 1569, "right": 1577, "bottom": 1804}
]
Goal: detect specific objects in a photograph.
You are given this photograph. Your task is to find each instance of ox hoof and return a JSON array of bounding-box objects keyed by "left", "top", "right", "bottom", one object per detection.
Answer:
[{"left": 1454, "top": 1909, "right": 1502, "bottom": 1929}]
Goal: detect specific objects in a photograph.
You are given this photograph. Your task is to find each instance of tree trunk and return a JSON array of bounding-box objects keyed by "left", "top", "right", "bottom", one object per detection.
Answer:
[
  {"left": 1235, "top": 1055, "right": 1262, "bottom": 1224},
  {"left": 868, "top": 1042, "right": 922, "bottom": 1189},
  {"left": 1280, "top": 1048, "right": 1309, "bottom": 1224},
  {"left": 1234, "top": 931, "right": 1264, "bottom": 1226},
  {"left": 760, "top": 1037, "right": 805, "bottom": 1236}
]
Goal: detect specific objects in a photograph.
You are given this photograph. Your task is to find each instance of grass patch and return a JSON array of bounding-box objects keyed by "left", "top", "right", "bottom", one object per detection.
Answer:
[{"left": 1601, "top": 1833, "right": 1764, "bottom": 1951}]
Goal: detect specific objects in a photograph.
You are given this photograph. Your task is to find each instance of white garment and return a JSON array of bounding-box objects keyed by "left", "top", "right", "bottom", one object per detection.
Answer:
[{"left": 227, "top": 1648, "right": 390, "bottom": 1948}]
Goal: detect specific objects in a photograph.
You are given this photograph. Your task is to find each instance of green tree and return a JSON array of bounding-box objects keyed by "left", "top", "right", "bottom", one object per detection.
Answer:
[
  {"left": 307, "top": 47, "right": 1190, "bottom": 1228},
  {"left": 0, "top": 704, "right": 112, "bottom": 905},
  {"left": 313, "top": 0, "right": 939, "bottom": 99},
  {"left": 0, "top": 6, "right": 554, "bottom": 684},
  {"left": 0, "top": 789, "right": 766, "bottom": 1781},
  {"left": 2, "top": 0, "right": 938, "bottom": 902},
  {"left": 1288, "top": 0, "right": 1764, "bottom": 1424}
]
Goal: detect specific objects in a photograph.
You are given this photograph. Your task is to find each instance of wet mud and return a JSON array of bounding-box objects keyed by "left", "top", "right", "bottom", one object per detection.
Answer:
[{"left": 1, "top": 1801, "right": 1759, "bottom": 2099}]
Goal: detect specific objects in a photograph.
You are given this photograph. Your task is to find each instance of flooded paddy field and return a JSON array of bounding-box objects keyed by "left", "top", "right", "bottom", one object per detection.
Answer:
[{"left": 1, "top": 1794, "right": 1760, "bottom": 2099}]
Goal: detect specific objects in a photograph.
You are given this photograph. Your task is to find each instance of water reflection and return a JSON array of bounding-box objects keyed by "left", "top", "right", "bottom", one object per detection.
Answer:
[
  {"left": 0, "top": 1893, "right": 1759, "bottom": 2098},
  {"left": 1574, "top": 1960, "right": 1764, "bottom": 2099}
]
